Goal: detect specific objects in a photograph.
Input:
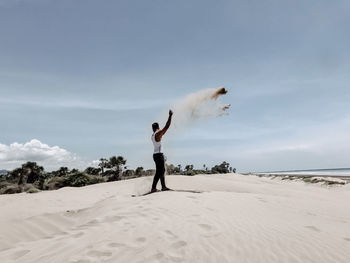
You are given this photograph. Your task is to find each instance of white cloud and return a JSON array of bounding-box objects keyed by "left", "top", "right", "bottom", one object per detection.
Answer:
[
  {"left": 0, "top": 139, "right": 93, "bottom": 171},
  {"left": 91, "top": 159, "right": 100, "bottom": 167}
]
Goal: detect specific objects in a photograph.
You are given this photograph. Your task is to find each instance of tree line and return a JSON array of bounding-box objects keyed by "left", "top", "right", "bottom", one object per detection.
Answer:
[{"left": 0, "top": 156, "right": 236, "bottom": 195}]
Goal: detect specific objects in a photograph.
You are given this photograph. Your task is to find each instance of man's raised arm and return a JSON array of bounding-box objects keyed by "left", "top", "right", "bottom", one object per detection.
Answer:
[{"left": 155, "top": 110, "right": 173, "bottom": 141}]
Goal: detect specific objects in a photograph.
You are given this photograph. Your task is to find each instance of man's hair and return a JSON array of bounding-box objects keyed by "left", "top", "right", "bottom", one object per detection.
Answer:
[{"left": 152, "top": 122, "right": 159, "bottom": 132}]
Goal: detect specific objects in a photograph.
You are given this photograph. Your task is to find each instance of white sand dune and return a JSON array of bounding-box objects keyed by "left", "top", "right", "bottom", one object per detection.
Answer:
[{"left": 1, "top": 174, "right": 350, "bottom": 263}]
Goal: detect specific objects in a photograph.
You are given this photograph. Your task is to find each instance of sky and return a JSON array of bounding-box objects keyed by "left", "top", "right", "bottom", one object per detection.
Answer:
[{"left": 0, "top": 0, "right": 349, "bottom": 172}]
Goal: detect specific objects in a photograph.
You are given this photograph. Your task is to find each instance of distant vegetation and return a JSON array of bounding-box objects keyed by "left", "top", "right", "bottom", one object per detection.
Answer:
[
  {"left": 166, "top": 161, "right": 236, "bottom": 176},
  {"left": 0, "top": 157, "right": 236, "bottom": 195}
]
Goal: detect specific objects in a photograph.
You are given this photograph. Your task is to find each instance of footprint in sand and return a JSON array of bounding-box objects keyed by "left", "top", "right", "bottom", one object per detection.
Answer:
[
  {"left": 199, "top": 223, "right": 212, "bottom": 231},
  {"left": 11, "top": 250, "right": 30, "bottom": 260},
  {"left": 171, "top": 240, "right": 187, "bottom": 249},
  {"left": 73, "top": 231, "right": 84, "bottom": 238},
  {"left": 198, "top": 223, "right": 220, "bottom": 237},
  {"left": 165, "top": 230, "right": 178, "bottom": 239},
  {"left": 304, "top": 225, "right": 321, "bottom": 232},
  {"left": 344, "top": 237, "right": 350, "bottom": 242},
  {"left": 257, "top": 198, "right": 267, "bottom": 203},
  {"left": 86, "top": 219, "right": 99, "bottom": 225},
  {"left": 108, "top": 215, "right": 124, "bottom": 222},
  {"left": 71, "top": 259, "right": 92, "bottom": 263},
  {"left": 136, "top": 237, "right": 146, "bottom": 242},
  {"left": 108, "top": 242, "right": 126, "bottom": 248},
  {"left": 87, "top": 250, "right": 112, "bottom": 258},
  {"left": 152, "top": 252, "right": 165, "bottom": 260}
]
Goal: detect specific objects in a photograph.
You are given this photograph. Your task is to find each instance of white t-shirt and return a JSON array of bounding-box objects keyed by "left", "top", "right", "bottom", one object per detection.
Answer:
[{"left": 151, "top": 131, "right": 162, "bottom": 153}]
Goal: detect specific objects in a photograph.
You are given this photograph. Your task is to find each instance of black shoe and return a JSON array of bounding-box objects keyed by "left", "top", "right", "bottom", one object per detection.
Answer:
[
  {"left": 161, "top": 187, "right": 172, "bottom": 191},
  {"left": 150, "top": 188, "right": 158, "bottom": 193}
]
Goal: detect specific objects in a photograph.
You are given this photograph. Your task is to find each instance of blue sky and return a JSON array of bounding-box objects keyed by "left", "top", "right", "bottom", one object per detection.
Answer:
[{"left": 0, "top": 0, "right": 349, "bottom": 172}]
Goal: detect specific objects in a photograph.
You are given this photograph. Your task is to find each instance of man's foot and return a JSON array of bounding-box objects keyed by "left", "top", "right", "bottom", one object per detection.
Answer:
[
  {"left": 150, "top": 188, "right": 158, "bottom": 193},
  {"left": 161, "top": 187, "right": 172, "bottom": 191}
]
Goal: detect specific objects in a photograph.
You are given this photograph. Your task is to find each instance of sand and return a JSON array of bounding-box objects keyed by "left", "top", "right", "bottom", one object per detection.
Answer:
[{"left": 0, "top": 174, "right": 350, "bottom": 263}]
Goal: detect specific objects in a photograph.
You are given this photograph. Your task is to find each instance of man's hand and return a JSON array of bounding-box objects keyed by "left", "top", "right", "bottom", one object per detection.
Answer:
[{"left": 155, "top": 110, "right": 173, "bottom": 142}]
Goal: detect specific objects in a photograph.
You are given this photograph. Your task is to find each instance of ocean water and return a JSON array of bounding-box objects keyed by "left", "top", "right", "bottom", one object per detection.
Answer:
[{"left": 257, "top": 168, "right": 350, "bottom": 177}]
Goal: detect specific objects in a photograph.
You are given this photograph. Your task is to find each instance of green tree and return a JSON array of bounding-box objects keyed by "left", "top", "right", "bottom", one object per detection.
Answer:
[
  {"left": 185, "top": 165, "right": 194, "bottom": 172},
  {"left": 123, "top": 169, "right": 135, "bottom": 178},
  {"left": 54, "top": 167, "right": 69, "bottom": 177},
  {"left": 22, "top": 162, "right": 44, "bottom": 184},
  {"left": 37, "top": 173, "right": 50, "bottom": 190},
  {"left": 98, "top": 158, "right": 108, "bottom": 174},
  {"left": 107, "top": 156, "right": 126, "bottom": 181},
  {"left": 211, "top": 161, "right": 230, "bottom": 174},
  {"left": 171, "top": 164, "right": 181, "bottom": 174},
  {"left": 135, "top": 167, "right": 144, "bottom": 176},
  {"left": 184, "top": 164, "right": 195, "bottom": 175},
  {"left": 10, "top": 168, "right": 24, "bottom": 185},
  {"left": 177, "top": 164, "right": 182, "bottom": 174},
  {"left": 166, "top": 164, "right": 175, "bottom": 175},
  {"left": 85, "top": 167, "right": 101, "bottom": 176}
]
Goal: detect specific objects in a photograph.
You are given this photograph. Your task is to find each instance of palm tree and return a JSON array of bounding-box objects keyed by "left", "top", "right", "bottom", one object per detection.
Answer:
[
  {"left": 177, "top": 164, "right": 182, "bottom": 174},
  {"left": 203, "top": 164, "right": 208, "bottom": 171},
  {"left": 108, "top": 156, "right": 126, "bottom": 181},
  {"left": 99, "top": 158, "right": 108, "bottom": 174},
  {"left": 185, "top": 165, "right": 194, "bottom": 172}
]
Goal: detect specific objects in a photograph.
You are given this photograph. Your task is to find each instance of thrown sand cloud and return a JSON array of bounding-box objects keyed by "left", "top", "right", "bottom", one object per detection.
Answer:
[{"left": 170, "top": 87, "right": 230, "bottom": 129}]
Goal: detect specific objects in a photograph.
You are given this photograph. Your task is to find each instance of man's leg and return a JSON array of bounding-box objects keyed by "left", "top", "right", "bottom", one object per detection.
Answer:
[
  {"left": 157, "top": 154, "right": 170, "bottom": 190},
  {"left": 151, "top": 172, "right": 160, "bottom": 190},
  {"left": 158, "top": 155, "right": 166, "bottom": 189},
  {"left": 152, "top": 154, "right": 161, "bottom": 190}
]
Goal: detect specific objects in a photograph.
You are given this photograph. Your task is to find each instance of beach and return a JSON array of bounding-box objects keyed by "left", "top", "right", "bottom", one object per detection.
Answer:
[{"left": 1, "top": 174, "right": 350, "bottom": 263}]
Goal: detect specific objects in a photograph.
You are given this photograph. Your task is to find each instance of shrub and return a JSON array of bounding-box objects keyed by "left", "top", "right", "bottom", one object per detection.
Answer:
[
  {"left": 22, "top": 184, "right": 40, "bottom": 193},
  {"left": 211, "top": 161, "right": 230, "bottom": 174},
  {"left": 89, "top": 175, "right": 106, "bottom": 184},
  {"left": 0, "top": 184, "right": 21, "bottom": 195},
  {"left": 103, "top": 170, "right": 120, "bottom": 182},
  {"left": 26, "top": 187, "right": 41, "bottom": 194},
  {"left": 303, "top": 178, "right": 312, "bottom": 183},
  {"left": 46, "top": 176, "right": 66, "bottom": 190},
  {"left": 23, "top": 184, "right": 34, "bottom": 191},
  {"left": 185, "top": 170, "right": 196, "bottom": 176},
  {"left": 0, "top": 181, "right": 12, "bottom": 190},
  {"left": 64, "top": 172, "right": 104, "bottom": 187}
]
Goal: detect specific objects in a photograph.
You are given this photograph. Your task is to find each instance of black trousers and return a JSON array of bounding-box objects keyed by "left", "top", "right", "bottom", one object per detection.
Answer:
[{"left": 152, "top": 153, "right": 166, "bottom": 189}]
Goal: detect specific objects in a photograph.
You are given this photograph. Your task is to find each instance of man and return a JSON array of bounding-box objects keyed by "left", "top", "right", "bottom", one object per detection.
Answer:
[{"left": 151, "top": 109, "right": 173, "bottom": 192}]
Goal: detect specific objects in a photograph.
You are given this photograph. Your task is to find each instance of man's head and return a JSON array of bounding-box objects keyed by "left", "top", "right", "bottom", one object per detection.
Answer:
[{"left": 152, "top": 122, "right": 160, "bottom": 132}]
